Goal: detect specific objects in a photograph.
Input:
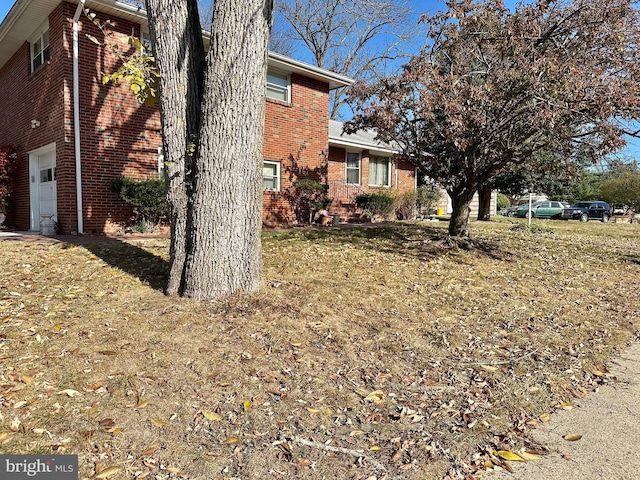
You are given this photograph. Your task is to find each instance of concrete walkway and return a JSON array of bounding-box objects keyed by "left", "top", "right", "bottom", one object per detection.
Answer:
[{"left": 485, "top": 342, "right": 640, "bottom": 480}]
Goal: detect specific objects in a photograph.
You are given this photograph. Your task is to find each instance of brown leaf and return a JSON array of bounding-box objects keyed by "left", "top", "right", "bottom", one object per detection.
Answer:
[
  {"left": 141, "top": 445, "right": 159, "bottom": 456},
  {"left": 222, "top": 437, "right": 240, "bottom": 445},
  {"left": 94, "top": 466, "right": 121, "bottom": 478}
]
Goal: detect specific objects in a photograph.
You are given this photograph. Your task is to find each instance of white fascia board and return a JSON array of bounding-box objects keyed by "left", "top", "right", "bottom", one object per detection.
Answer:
[{"left": 329, "top": 136, "right": 398, "bottom": 155}]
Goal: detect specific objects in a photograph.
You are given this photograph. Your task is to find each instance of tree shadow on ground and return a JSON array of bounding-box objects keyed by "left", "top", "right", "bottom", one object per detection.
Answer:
[
  {"left": 264, "top": 222, "right": 514, "bottom": 263},
  {"left": 79, "top": 239, "right": 169, "bottom": 291}
]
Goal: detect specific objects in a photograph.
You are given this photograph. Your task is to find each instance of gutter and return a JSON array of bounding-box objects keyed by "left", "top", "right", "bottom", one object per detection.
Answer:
[{"left": 73, "top": 0, "right": 85, "bottom": 234}]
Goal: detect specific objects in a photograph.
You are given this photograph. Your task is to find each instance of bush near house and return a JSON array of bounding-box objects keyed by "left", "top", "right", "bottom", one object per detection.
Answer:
[
  {"left": 355, "top": 192, "right": 395, "bottom": 219},
  {"left": 287, "top": 179, "right": 332, "bottom": 224},
  {"left": 111, "top": 177, "right": 168, "bottom": 231},
  {"left": 392, "top": 190, "right": 418, "bottom": 220},
  {"left": 0, "top": 144, "right": 17, "bottom": 215}
]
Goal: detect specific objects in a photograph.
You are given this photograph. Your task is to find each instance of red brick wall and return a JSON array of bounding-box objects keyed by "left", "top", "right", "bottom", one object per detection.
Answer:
[
  {"left": 75, "top": 6, "right": 161, "bottom": 233},
  {"left": 0, "top": 2, "right": 161, "bottom": 233},
  {"left": 262, "top": 73, "right": 329, "bottom": 226},
  {"left": 0, "top": 2, "right": 70, "bottom": 231}
]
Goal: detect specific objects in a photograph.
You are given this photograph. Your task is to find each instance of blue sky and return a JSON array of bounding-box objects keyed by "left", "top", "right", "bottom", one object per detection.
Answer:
[
  {"left": 0, "top": 0, "right": 637, "bottom": 161},
  {"left": 0, "top": 0, "right": 11, "bottom": 21}
]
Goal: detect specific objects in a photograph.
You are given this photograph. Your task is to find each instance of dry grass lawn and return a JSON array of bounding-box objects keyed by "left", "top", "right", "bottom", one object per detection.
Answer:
[{"left": 0, "top": 218, "right": 639, "bottom": 480}]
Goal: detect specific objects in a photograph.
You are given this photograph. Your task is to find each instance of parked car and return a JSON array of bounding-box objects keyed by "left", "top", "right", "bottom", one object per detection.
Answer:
[
  {"left": 502, "top": 202, "right": 527, "bottom": 217},
  {"left": 560, "top": 201, "right": 612, "bottom": 222},
  {"left": 516, "top": 201, "right": 571, "bottom": 219}
]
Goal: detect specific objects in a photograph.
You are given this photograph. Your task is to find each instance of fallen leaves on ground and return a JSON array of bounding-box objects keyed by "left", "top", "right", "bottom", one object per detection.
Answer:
[{"left": 0, "top": 222, "right": 638, "bottom": 479}]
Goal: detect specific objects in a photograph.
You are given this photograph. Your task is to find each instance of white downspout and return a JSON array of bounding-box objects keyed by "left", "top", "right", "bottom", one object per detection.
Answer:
[
  {"left": 73, "top": 1, "right": 85, "bottom": 234},
  {"left": 395, "top": 158, "right": 399, "bottom": 189}
]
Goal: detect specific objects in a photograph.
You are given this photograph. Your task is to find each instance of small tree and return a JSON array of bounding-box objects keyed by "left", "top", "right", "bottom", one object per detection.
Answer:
[
  {"left": 496, "top": 193, "right": 510, "bottom": 210},
  {"left": 0, "top": 145, "right": 17, "bottom": 215},
  {"left": 416, "top": 184, "right": 442, "bottom": 217},
  {"left": 601, "top": 171, "right": 640, "bottom": 213}
]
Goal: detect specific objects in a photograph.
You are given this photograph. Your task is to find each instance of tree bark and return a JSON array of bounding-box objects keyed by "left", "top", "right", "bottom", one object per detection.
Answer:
[
  {"left": 145, "top": 0, "right": 205, "bottom": 296},
  {"left": 448, "top": 188, "right": 476, "bottom": 237},
  {"left": 181, "top": 0, "right": 274, "bottom": 299},
  {"left": 477, "top": 187, "right": 492, "bottom": 221}
]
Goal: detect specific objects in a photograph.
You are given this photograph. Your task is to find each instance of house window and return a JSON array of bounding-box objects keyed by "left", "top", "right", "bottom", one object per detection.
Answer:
[
  {"left": 266, "top": 70, "right": 290, "bottom": 102},
  {"left": 31, "top": 28, "right": 50, "bottom": 72},
  {"left": 157, "top": 146, "right": 164, "bottom": 177},
  {"left": 141, "top": 27, "right": 152, "bottom": 54},
  {"left": 369, "top": 156, "right": 391, "bottom": 187},
  {"left": 39, "top": 167, "right": 55, "bottom": 183},
  {"left": 346, "top": 152, "right": 361, "bottom": 185},
  {"left": 263, "top": 160, "right": 280, "bottom": 191}
]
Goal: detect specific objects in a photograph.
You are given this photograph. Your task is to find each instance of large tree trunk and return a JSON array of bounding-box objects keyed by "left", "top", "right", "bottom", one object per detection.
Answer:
[
  {"left": 448, "top": 188, "right": 476, "bottom": 237},
  {"left": 477, "top": 187, "right": 492, "bottom": 221},
  {"left": 181, "top": 1, "right": 274, "bottom": 299},
  {"left": 145, "top": 0, "right": 205, "bottom": 296}
]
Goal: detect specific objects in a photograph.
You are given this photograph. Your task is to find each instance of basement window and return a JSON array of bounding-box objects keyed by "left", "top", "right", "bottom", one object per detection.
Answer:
[{"left": 263, "top": 160, "right": 281, "bottom": 191}]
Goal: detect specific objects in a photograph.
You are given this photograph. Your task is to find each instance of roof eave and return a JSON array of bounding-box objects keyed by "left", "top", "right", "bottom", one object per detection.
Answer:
[{"left": 328, "top": 136, "right": 398, "bottom": 155}]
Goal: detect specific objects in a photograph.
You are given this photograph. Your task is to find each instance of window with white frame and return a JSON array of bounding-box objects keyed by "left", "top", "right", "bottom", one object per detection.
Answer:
[
  {"left": 266, "top": 70, "right": 290, "bottom": 102},
  {"left": 369, "top": 156, "right": 391, "bottom": 187},
  {"left": 263, "top": 160, "right": 280, "bottom": 191},
  {"left": 157, "top": 146, "right": 164, "bottom": 177},
  {"left": 346, "top": 152, "right": 361, "bottom": 185},
  {"left": 141, "top": 27, "right": 152, "bottom": 54},
  {"left": 31, "top": 25, "right": 50, "bottom": 72}
]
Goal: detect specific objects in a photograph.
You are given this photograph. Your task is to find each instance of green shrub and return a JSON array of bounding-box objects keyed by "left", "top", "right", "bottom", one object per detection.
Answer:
[
  {"left": 497, "top": 193, "right": 510, "bottom": 209},
  {"left": 416, "top": 185, "right": 442, "bottom": 216},
  {"left": 355, "top": 192, "right": 394, "bottom": 218},
  {"left": 111, "top": 177, "right": 168, "bottom": 230}
]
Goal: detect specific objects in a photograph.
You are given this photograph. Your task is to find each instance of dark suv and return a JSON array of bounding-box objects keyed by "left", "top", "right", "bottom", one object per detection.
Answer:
[{"left": 560, "top": 201, "right": 612, "bottom": 222}]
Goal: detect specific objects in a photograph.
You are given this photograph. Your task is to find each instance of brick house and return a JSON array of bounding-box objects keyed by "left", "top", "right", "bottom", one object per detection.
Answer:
[{"left": 0, "top": 0, "right": 378, "bottom": 234}]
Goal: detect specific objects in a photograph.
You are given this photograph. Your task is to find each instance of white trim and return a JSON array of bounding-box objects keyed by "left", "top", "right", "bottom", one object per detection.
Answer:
[
  {"left": 329, "top": 137, "right": 397, "bottom": 155},
  {"left": 345, "top": 151, "right": 361, "bottom": 185},
  {"left": 73, "top": 0, "right": 85, "bottom": 234},
  {"left": 263, "top": 160, "right": 281, "bottom": 192},
  {"left": 266, "top": 69, "right": 291, "bottom": 103},
  {"left": 157, "top": 145, "right": 164, "bottom": 176},
  {"left": 29, "top": 18, "right": 49, "bottom": 72}
]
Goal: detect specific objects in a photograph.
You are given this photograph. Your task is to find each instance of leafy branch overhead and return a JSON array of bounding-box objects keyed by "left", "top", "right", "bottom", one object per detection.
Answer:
[{"left": 84, "top": 9, "right": 159, "bottom": 107}]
